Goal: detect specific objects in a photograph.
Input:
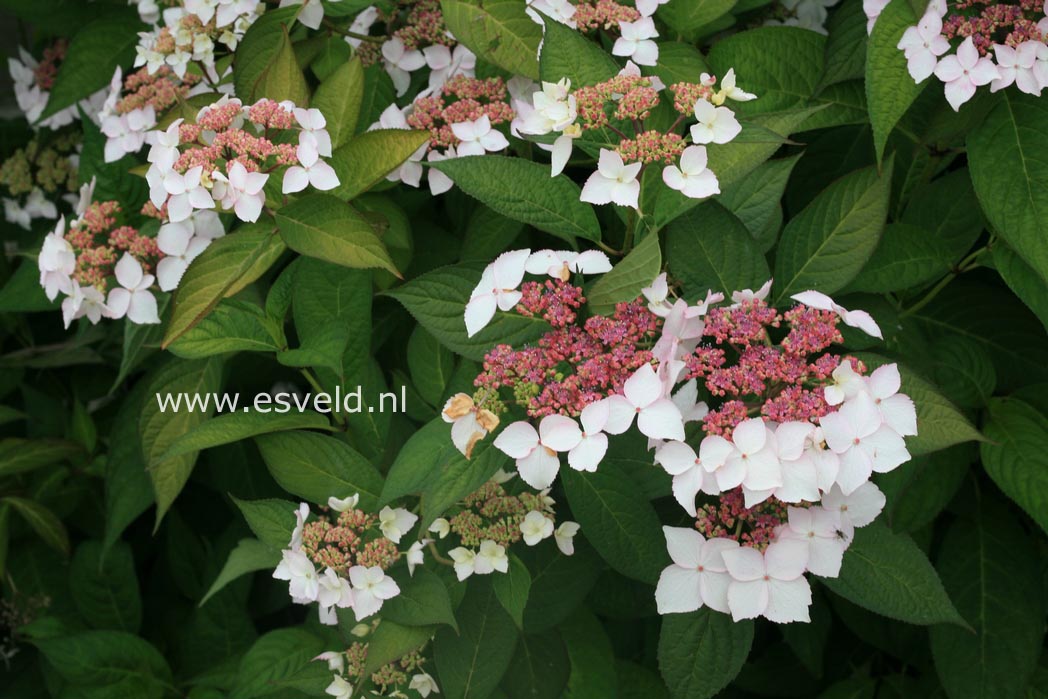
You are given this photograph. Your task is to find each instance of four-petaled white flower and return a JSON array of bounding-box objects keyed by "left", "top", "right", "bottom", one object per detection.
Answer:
[
  {"left": 494, "top": 414, "right": 582, "bottom": 489},
  {"left": 382, "top": 37, "right": 426, "bottom": 96},
  {"left": 690, "top": 100, "right": 741, "bottom": 145},
  {"left": 475, "top": 539, "right": 510, "bottom": 575},
  {"left": 819, "top": 393, "right": 910, "bottom": 494},
  {"left": 423, "top": 43, "right": 477, "bottom": 92},
  {"left": 316, "top": 567, "right": 354, "bottom": 625},
  {"left": 429, "top": 517, "right": 451, "bottom": 539},
  {"left": 464, "top": 249, "right": 531, "bottom": 337},
  {"left": 656, "top": 527, "right": 738, "bottom": 614},
  {"left": 520, "top": 510, "right": 555, "bottom": 545},
  {"left": 147, "top": 119, "right": 182, "bottom": 172},
  {"left": 612, "top": 18, "right": 660, "bottom": 66},
  {"left": 273, "top": 549, "right": 319, "bottom": 602},
  {"left": 212, "top": 161, "right": 268, "bottom": 223},
  {"left": 282, "top": 141, "right": 340, "bottom": 194},
  {"left": 655, "top": 440, "right": 720, "bottom": 516},
  {"left": 348, "top": 565, "right": 400, "bottom": 620},
  {"left": 699, "top": 418, "right": 782, "bottom": 506},
  {"left": 897, "top": 9, "right": 950, "bottom": 82},
  {"left": 525, "top": 0, "right": 577, "bottom": 27},
  {"left": 636, "top": 0, "right": 669, "bottom": 16},
  {"left": 580, "top": 149, "right": 642, "bottom": 209},
  {"left": 641, "top": 272, "right": 673, "bottom": 316},
  {"left": 777, "top": 506, "right": 847, "bottom": 577},
  {"left": 151, "top": 165, "right": 215, "bottom": 223},
  {"left": 934, "top": 36, "right": 1000, "bottom": 111},
  {"left": 567, "top": 399, "right": 612, "bottom": 472},
  {"left": 605, "top": 363, "right": 686, "bottom": 441},
  {"left": 156, "top": 212, "right": 223, "bottom": 292},
  {"left": 730, "top": 279, "right": 773, "bottom": 306},
  {"left": 663, "top": 145, "right": 720, "bottom": 199},
  {"left": 107, "top": 253, "right": 161, "bottom": 325},
  {"left": 325, "top": 674, "right": 353, "bottom": 699},
  {"left": 293, "top": 107, "right": 332, "bottom": 156},
  {"left": 714, "top": 68, "right": 757, "bottom": 104},
  {"left": 722, "top": 541, "right": 812, "bottom": 623},
  {"left": 821, "top": 482, "right": 886, "bottom": 544},
  {"left": 449, "top": 547, "right": 477, "bottom": 581},
  {"left": 991, "top": 42, "right": 1043, "bottom": 95},
  {"left": 451, "top": 115, "right": 510, "bottom": 157},
  {"left": 379, "top": 506, "right": 419, "bottom": 544},
  {"left": 61, "top": 282, "right": 109, "bottom": 329},
  {"left": 863, "top": 364, "right": 918, "bottom": 436}
]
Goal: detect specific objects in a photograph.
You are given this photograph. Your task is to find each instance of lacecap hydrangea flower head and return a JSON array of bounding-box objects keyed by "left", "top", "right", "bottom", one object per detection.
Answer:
[{"left": 446, "top": 249, "right": 918, "bottom": 624}]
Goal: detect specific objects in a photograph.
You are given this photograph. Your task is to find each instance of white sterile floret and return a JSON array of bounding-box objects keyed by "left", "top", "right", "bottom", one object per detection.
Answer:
[
  {"left": 580, "top": 149, "right": 642, "bottom": 209},
  {"left": 656, "top": 527, "right": 737, "bottom": 614},
  {"left": 520, "top": 510, "right": 555, "bottom": 545},
  {"left": 464, "top": 249, "right": 531, "bottom": 336},
  {"left": 378, "top": 506, "right": 419, "bottom": 544}
]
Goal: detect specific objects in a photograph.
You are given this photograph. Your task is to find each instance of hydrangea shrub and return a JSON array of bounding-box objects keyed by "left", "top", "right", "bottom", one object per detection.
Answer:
[{"left": 0, "top": 0, "right": 1046, "bottom": 698}]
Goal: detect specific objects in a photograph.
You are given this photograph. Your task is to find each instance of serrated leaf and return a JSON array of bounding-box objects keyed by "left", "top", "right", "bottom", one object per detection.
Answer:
[
  {"left": 311, "top": 57, "right": 364, "bottom": 149},
  {"left": 434, "top": 579, "right": 519, "bottom": 698},
  {"left": 822, "top": 522, "right": 966, "bottom": 627},
  {"left": 201, "top": 539, "right": 281, "bottom": 606},
  {"left": 774, "top": 161, "right": 892, "bottom": 302},
  {"left": 276, "top": 194, "right": 399, "bottom": 276},
  {"left": 587, "top": 232, "right": 662, "bottom": 315},
  {"left": 229, "top": 628, "right": 325, "bottom": 699},
  {"left": 865, "top": 0, "right": 925, "bottom": 162},
  {"left": 328, "top": 128, "right": 431, "bottom": 201},
  {"left": 493, "top": 554, "right": 531, "bottom": 629},
  {"left": 844, "top": 223, "right": 953, "bottom": 293},
  {"left": 70, "top": 541, "right": 141, "bottom": 632},
  {"left": 658, "top": 609, "right": 754, "bottom": 699},
  {"left": 386, "top": 264, "right": 550, "bottom": 361},
  {"left": 232, "top": 497, "right": 298, "bottom": 550},
  {"left": 431, "top": 156, "right": 601, "bottom": 244},
  {"left": 980, "top": 397, "right": 1048, "bottom": 537},
  {"left": 539, "top": 17, "right": 619, "bottom": 86},
  {"left": 364, "top": 621, "right": 436, "bottom": 675},
  {"left": 4, "top": 497, "right": 69, "bottom": 555},
  {"left": 156, "top": 410, "right": 333, "bottom": 465},
  {"left": 382, "top": 567, "right": 458, "bottom": 630},
  {"left": 255, "top": 431, "right": 384, "bottom": 509},
  {"left": 666, "top": 201, "right": 770, "bottom": 298},
  {"left": 441, "top": 0, "right": 541, "bottom": 79},
  {"left": 167, "top": 299, "right": 281, "bottom": 359}
]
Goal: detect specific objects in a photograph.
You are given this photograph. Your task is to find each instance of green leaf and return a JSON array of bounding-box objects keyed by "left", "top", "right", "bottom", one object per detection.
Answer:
[
  {"left": 276, "top": 193, "right": 399, "bottom": 276},
  {"left": 560, "top": 610, "right": 617, "bottom": 699},
  {"left": 39, "top": 12, "right": 143, "bottom": 120},
  {"left": 386, "top": 264, "right": 550, "bottom": 361},
  {"left": 773, "top": 161, "right": 892, "bottom": 302},
  {"left": 139, "top": 357, "right": 225, "bottom": 525},
  {"left": 587, "top": 233, "right": 662, "bottom": 315},
  {"left": 992, "top": 243, "right": 1048, "bottom": 332},
  {"left": 501, "top": 630, "right": 571, "bottom": 699},
  {"left": 156, "top": 410, "right": 333, "bottom": 465},
  {"left": 229, "top": 628, "right": 325, "bottom": 699},
  {"left": 658, "top": 0, "right": 736, "bottom": 35},
  {"left": 255, "top": 431, "right": 384, "bottom": 509},
  {"left": 822, "top": 522, "right": 966, "bottom": 626},
  {"left": 651, "top": 42, "right": 711, "bottom": 87},
  {"left": 929, "top": 499, "right": 1045, "bottom": 699},
  {"left": 968, "top": 91, "right": 1048, "bottom": 284},
  {"left": 658, "top": 609, "right": 754, "bottom": 699},
  {"left": 980, "top": 397, "right": 1048, "bottom": 537},
  {"left": 844, "top": 223, "right": 953, "bottom": 293},
  {"left": 4, "top": 497, "right": 69, "bottom": 555},
  {"left": 877, "top": 445, "right": 971, "bottom": 533},
  {"left": 201, "top": 539, "right": 281, "bottom": 606},
  {"left": 431, "top": 156, "right": 601, "bottom": 244},
  {"left": 328, "top": 128, "right": 431, "bottom": 200},
  {"left": 819, "top": 0, "right": 868, "bottom": 88},
  {"left": 234, "top": 7, "right": 307, "bottom": 103},
  {"left": 408, "top": 327, "right": 455, "bottom": 407},
  {"left": 0, "top": 438, "right": 82, "bottom": 477},
  {"left": 168, "top": 300, "right": 281, "bottom": 359},
  {"left": 232, "top": 497, "right": 298, "bottom": 550},
  {"left": 927, "top": 337, "right": 997, "bottom": 409},
  {"left": 560, "top": 467, "right": 668, "bottom": 585},
  {"left": 103, "top": 383, "right": 153, "bottom": 555},
  {"left": 0, "top": 257, "right": 58, "bottom": 313},
  {"left": 70, "top": 541, "right": 141, "bottom": 632},
  {"left": 364, "top": 621, "right": 436, "bottom": 675},
  {"left": 493, "top": 554, "right": 531, "bottom": 629},
  {"left": 521, "top": 540, "right": 603, "bottom": 633},
  {"left": 31, "top": 630, "right": 172, "bottom": 699},
  {"left": 707, "top": 27, "right": 825, "bottom": 116},
  {"left": 434, "top": 579, "right": 519, "bottom": 698},
  {"left": 865, "top": 0, "right": 924, "bottom": 162},
  {"left": 441, "top": 0, "right": 542, "bottom": 79},
  {"left": 538, "top": 17, "right": 620, "bottom": 86},
  {"left": 900, "top": 168, "right": 984, "bottom": 263},
  {"left": 716, "top": 154, "right": 800, "bottom": 246},
  {"left": 382, "top": 567, "right": 458, "bottom": 630},
  {"left": 666, "top": 201, "right": 770, "bottom": 298},
  {"left": 311, "top": 57, "right": 364, "bottom": 149},
  {"left": 163, "top": 221, "right": 286, "bottom": 348}
]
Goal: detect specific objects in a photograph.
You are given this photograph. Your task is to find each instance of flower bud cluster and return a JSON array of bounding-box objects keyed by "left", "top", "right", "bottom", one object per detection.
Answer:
[
  {"left": 451, "top": 250, "right": 919, "bottom": 625},
  {"left": 1, "top": 132, "right": 80, "bottom": 231},
  {"left": 315, "top": 624, "right": 440, "bottom": 699}
]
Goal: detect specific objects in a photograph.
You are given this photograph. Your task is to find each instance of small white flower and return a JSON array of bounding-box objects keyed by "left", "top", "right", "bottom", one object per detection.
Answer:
[
  {"left": 464, "top": 249, "right": 531, "bottom": 337},
  {"left": 604, "top": 364, "right": 686, "bottom": 441},
  {"left": 293, "top": 106, "right": 332, "bottom": 156},
  {"left": 107, "top": 253, "right": 160, "bottom": 325},
  {"left": 273, "top": 549, "right": 319, "bottom": 602},
  {"left": 474, "top": 539, "right": 509, "bottom": 575},
  {"left": 449, "top": 547, "right": 477, "bottom": 581},
  {"left": 554, "top": 521, "right": 580, "bottom": 556},
  {"left": 662, "top": 145, "right": 720, "bottom": 199},
  {"left": 450, "top": 115, "right": 510, "bottom": 157},
  {"left": 61, "top": 282, "right": 109, "bottom": 329},
  {"left": 714, "top": 68, "right": 757, "bottom": 103},
  {"left": 316, "top": 567, "right": 354, "bottom": 625},
  {"left": 382, "top": 37, "right": 426, "bottom": 96},
  {"left": 690, "top": 100, "right": 741, "bottom": 145},
  {"left": 379, "top": 506, "right": 419, "bottom": 544},
  {"left": 934, "top": 36, "right": 1000, "bottom": 111},
  {"left": 406, "top": 539, "right": 430, "bottom": 576},
  {"left": 348, "top": 565, "right": 400, "bottom": 620},
  {"left": 409, "top": 672, "right": 440, "bottom": 698},
  {"left": 325, "top": 674, "right": 353, "bottom": 699},
  {"left": 282, "top": 141, "right": 340, "bottom": 194},
  {"left": 313, "top": 650, "right": 345, "bottom": 673},
  {"left": 38, "top": 217, "right": 76, "bottom": 301},
  {"left": 328, "top": 494, "right": 360, "bottom": 512},
  {"left": 428, "top": 517, "right": 451, "bottom": 539},
  {"left": 580, "top": 149, "right": 642, "bottom": 209},
  {"left": 212, "top": 161, "right": 268, "bottom": 223},
  {"left": 520, "top": 511, "right": 555, "bottom": 546},
  {"left": 612, "top": 18, "right": 660, "bottom": 66}
]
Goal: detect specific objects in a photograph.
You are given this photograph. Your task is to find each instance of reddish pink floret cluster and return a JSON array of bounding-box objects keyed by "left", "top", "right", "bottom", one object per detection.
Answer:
[
  {"left": 573, "top": 0, "right": 641, "bottom": 30},
  {"left": 942, "top": 0, "right": 1047, "bottom": 53},
  {"left": 575, "top": 74, "right": 661, "bottom": 128},
  {"left": 64, "top": 201, "right": 156, "bottom": 289},
  {"left": 116, "top": 67, "right": 200, "bottom": 115},
  {"left": 695, "top": 489, "right": 789, "bottom": 550},
  {"left": 407, "top": 76, "right": 515, "bottom": 151},
  {"left": 669, "top": 81, "right": 717, "bottom": 115}
]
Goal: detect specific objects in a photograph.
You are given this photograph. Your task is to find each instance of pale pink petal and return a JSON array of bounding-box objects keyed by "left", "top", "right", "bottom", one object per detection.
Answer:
[{"left": 493, "top": 421, "right": 540, "bottom": 459}]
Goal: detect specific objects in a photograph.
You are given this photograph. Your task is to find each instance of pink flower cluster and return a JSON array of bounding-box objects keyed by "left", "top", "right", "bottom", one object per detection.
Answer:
[
  {"left": 407, "top": 76, "right": 516, "bottom": 151},
  {"left": 450, "top": 249, "right": 919, "bottom": 625}
]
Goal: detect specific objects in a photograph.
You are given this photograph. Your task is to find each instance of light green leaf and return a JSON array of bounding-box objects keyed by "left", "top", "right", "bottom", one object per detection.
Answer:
[
  {"left": 493, "top": 554, "right": 531, "bottom": 629},
  {"left": 232, "top": 497, "right": 298, "bottom": 550},
  {"left": 774, "top": 161, "right": 892, "bottom": 302},
  {"left": 156, "top": 410, "right": 333, "bottom": 465},
  {"left": 716, "top": 154, "right": 800, "bottom": 244},
  {"left": 980, "top": 397, "right": 1048, "bottom": 537},
  {"left": 4, "top": 496, "right": 69, "bottom": 555},
  {"left": 560, "top": 467, "right": 668, "bottom": 585},
  {"left": 201, "top": 539, "right": 281, "bottom": 606},
  {"left": 930, "top": 500, "right": 1045, "bottom": 699},
  {"left": 658, "top": 609, "right": 754, "bottom": 699},
  {"left": 865, "top": 0, "right": 925, "bottom": 162},
  {"left": 255, "top": 431, "right": 384, "bottom": 509},
  {"left": 276, "top": 193, "right": 399, "bottom": 276},
  {"left": 431, "top": 155, "right": 602, "bottom": 244},
  {"left": 311, "top": 57, "right": 364, "bottom": 149},
  {"left": 666, "top": 201, "right": 770, "bottom": 298},
  {"left": 364, "top": 621, "right": 436, "bottom": 675},
  {"left": 650, "top": 42, "right": 711, "bottom": 86},
  {"left": 386, "top": 264, "right": 550, "bottom": 361},
  {"left": 163, "top": 221, "right": 286, "bottom": 348},
  {"left": 168, "top": 300, "right": 281, "bottom": 359},
  {"left": 658, "top": 0, "right": 736, "bottom": 35},
  {"left": 539, "top": 17, "right": 620, "bottom": 86},
  {"left": 382, "top": 567, "right": 458, "bottom": 630},
  {"left": 139, "top": 357, "right": 225, "bottom": 525},
  {"left": 844, "top": 223, "right": 953, "bottom": 293},
  {"left": 328, "top": 128, "right": 431, "bottom": 200},
  {"left": 587, "top": 233, "right": 662, "bottom": 315},
  {"left": 441, "top": 0, "right": 542, "bottom": 79},
  {"left": 822, "top": 522, "right": 966, "bottom": 627},
  {"left": 233, "top": 7, "right": 305, "bottom": 102}
]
